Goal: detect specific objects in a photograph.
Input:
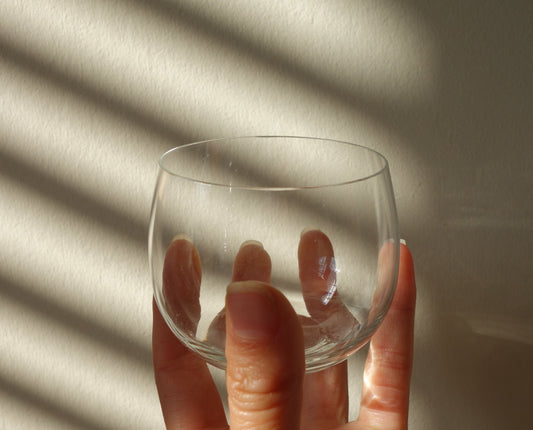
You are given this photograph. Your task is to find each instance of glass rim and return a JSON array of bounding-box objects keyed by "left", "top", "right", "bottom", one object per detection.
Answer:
[{"left": 158, "top": 135, "right": 391, "bottom": 191}]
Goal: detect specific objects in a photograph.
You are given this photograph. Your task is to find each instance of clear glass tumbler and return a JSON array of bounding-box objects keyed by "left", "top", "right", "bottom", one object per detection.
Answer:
[{"left": 149, "top": 136, "right": 399, "bottom": 372}]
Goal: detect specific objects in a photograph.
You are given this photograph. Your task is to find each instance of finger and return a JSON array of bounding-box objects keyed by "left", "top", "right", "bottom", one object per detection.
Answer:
[
  {"left": 153, "top": 300, "right": 227, "bottom": 429},
  {"left": 207, "top": 241, "right": 272, "bottom": 347},
  {"left": 232, "top": 240, "right": 272, "bottom": 283},
  {"left": 297, "top": 229, "right": 353, "bottom": 422},
  {"left": 156, "top": 236, "right": 226, "bottom": 428},
  {"left": 225, "top": 281, "right": 305, "bottom": 430},
  {"left": 301, "top": 361, "right": 349, "bottom": 430},
  {"left": 298, "top": 229, "right": 359, "bottom": 333},
  {"left": 368, "top": 239, "right": 399, "bottom": 323},
  {"left": 358, "top": 243, "right": 416, "bottom": 430},
  {"left": 162, "top": 235, "right": 202, "bottom": 335}
]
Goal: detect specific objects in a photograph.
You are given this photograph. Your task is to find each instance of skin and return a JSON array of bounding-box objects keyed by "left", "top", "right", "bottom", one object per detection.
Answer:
[{"left": 153, "top": 232, "right": 416, "bottom": 430}]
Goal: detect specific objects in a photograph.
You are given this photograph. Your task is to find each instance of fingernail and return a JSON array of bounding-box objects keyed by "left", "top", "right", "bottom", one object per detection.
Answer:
[
  {"left": 168, "top": 234, "right": 201, "bottom": 281},
  {"left": 400, "top": 239, "right": 407, "bottom": 246},
  {"left": 172, "top": 234, "right": 193, "bottom": 243},
  {"left": 226, "top": 282, "right": 278, "bottom": 341},
  {"left": 301, "top": 227, "right": 321, "bottom": 237},
  {"left": 239, "top": 240, "right": 263, "bottom": 250}
]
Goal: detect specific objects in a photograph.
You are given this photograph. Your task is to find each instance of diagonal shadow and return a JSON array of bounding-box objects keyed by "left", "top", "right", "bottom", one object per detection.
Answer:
[
  {"left": 0, "top": 146, "right": 148, "bottom": 248},
  {"left": 2, "top": 0, "right": 413, "bottom": 157},
  {"left": 0, "top": 38, "right": 196, "bottom": 149},
  {"left": 0, "top": 0, "right": 410, "bottom": 252},
  {"left": 0, "top": 373, "right": 104, "bottom": 430},
  {"left": 0, "top": 2, "right": 424, "bottom": 428},
  {"left": 134, "top": 0, "right": 416, "bottom": 128},
  {"left": 0, "top": 272, "right": 152, "bottom": 369}
]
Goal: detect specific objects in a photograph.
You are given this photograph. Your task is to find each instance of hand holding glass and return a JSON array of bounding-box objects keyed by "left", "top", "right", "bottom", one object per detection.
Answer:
[{"left": 149, "top": 136, "right": 399, "bottom": 372}]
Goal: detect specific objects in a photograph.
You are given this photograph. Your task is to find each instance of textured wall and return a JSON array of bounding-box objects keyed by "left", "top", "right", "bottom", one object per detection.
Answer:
[{"left": 1, "top": 1, "right": 532, "bottom": 429}]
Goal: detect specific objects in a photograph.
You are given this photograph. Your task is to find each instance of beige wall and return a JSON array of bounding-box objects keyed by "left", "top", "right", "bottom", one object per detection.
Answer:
[{"left": 1, "top": 1, "right": 532, "bottom": 428}]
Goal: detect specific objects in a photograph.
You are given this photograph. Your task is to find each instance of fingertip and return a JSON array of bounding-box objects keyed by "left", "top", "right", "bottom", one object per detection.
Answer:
[
  {"left": 399, "top": 240, "right": 411, "bottom": 256},
  {"left": 166, "top": 235, "right": 202, "bottom": 280},
  {"left": 171, "top": 233, "right": 193, "bottom": 243},
  {"left": 226, "top": 281, "right": 279, "bottom": 342},
  {"left": 232, "top": 240, "right": 272, "bottom": 283},
  {"left": 390, "top": 241, "right": 416, "bottom": 313},
  {"left": 163, "top": 234, "right": 202, "bottom": 334},
  {"left": 300, "top": 227, "right": 322, "bottom": 238},
  {"left": 226, "top": 281, "right": 304, "bottom": 347},
  {"left": 239, "top": 239, "right": 264, "bottom": 250},
  {"left": 298, "top": 229, "right": 334, "bottom": 280},
  {"left": 299, "top": 228, "right": 328, "bottom": 243},
  {"left": 399, "top": 243, "right": 415, "bottom": 288}
]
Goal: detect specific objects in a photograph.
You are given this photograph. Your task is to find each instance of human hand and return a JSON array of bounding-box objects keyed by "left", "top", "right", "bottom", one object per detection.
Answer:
[{"left": 153, "top": 232, "right": 416, "bottom": 429}]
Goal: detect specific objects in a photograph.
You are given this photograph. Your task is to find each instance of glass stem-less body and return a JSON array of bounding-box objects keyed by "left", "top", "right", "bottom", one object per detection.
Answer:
[{"left": 149, "top": 136, "right": 399, "bottom": 372}]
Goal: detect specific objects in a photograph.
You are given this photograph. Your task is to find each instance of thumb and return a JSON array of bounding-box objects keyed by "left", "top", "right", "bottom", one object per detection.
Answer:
[{"left": 225, "top": 281, "right": 305, "bottom": 430}]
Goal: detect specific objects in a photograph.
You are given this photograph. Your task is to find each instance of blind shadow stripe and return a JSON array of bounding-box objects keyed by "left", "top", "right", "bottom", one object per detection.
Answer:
[
  {"left": 0, "top": 147, "right": 147, "bottom": 247},
  {"left": 0, "top": 273, "right": 152, "bottom": 369}
]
